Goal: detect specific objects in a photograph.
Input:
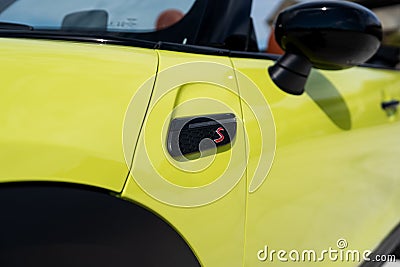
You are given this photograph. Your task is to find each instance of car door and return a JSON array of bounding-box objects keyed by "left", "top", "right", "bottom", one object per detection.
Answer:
[
  {"left": 231, "top": 56, "right": 400, "bottom": 266},
  {"left": 122, "top": 49, "right": 248, "bottom": 266}
]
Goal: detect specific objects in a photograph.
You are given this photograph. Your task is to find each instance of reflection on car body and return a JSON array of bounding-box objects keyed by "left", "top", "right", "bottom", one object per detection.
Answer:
[{"left": 0, "top": 0, "right": 399, "bottom": 266}]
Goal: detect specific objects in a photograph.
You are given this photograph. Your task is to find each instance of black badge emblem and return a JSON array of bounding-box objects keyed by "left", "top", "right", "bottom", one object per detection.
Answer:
[{"left": 167, "top": 113, "right": 236, "bottom": 160}]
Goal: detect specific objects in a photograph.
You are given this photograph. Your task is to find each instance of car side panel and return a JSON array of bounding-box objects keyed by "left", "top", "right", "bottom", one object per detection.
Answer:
[
  {"left": 122, "top": 50, "right": 247, "bottom": 266},
  {"left": 232, "top": 57, "right": 400, "bottom": 266},
  {"left": 0, "top": 38, "right": 157, "bottom": 192}
]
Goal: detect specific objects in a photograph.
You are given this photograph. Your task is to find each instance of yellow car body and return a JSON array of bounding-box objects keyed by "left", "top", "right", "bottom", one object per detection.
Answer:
[
  {"left": 0, "top": 0, "right": 399, "bottom": 266},
  {"left": 1, "top": 36, "right": 399, "bottom": 266}
]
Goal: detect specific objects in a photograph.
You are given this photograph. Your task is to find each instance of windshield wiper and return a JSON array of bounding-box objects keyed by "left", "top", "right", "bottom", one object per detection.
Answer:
[{"left": 0, "top": 22, "right": 33, "bottom": 30}]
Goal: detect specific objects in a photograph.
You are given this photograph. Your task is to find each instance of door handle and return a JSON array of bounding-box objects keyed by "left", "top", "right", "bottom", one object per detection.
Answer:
[
  {"left": 167, "top": 113, "right": 237, "bottom": 160},
  {"left": 381, "top": 99, "right": 399, "bottom": 116},
  {"left": 381, "top": 99, "right": 399, "bottom": 109}
]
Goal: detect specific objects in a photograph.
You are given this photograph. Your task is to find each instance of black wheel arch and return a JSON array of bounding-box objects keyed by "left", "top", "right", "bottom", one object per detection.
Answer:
[{"left": 0, "top": 182, "right": 200, "bottom": 267}]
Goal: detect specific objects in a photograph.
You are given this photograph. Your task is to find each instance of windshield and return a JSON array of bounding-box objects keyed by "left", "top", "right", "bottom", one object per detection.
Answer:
[{"left": 0, "top": 0, "right": 195, "bottom": 32}]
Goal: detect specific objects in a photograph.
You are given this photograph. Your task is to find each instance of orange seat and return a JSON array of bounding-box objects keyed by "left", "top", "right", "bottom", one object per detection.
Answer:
[
  {"left": 266, "top": 29, "right": 284, "bottom": 54},
  {"left": 155, "top": 9, "right": 184, "bottom": 30}
]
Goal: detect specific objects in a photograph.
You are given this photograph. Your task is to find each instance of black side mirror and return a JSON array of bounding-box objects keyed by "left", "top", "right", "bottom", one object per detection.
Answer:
[{"left": 269, "top": 1, "right": 382, "bottom": 95}]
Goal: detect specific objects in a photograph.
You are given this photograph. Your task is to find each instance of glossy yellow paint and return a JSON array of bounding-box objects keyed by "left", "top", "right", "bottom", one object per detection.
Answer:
[
  {"left": 232, "top": 57, "right": 400, "bottom": 266},
  {"left": 0, "top": 38, "right": 157, "bottom": 191},
  {"left": 122, "top": 50, "right": 247, "bottom": 266},
  {"left": 2, "top": 35, "right": 400, "bottom": 267}
]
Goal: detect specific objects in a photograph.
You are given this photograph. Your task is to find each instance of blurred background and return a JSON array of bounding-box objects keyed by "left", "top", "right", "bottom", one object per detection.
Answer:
[{"left": 252, "top": 0, "right": 400, "bottom": 51}]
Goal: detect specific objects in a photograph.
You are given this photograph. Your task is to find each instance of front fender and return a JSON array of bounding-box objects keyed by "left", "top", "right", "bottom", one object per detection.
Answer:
[{"left": 0, "top": 38, "right": 157, "bottom": 191}]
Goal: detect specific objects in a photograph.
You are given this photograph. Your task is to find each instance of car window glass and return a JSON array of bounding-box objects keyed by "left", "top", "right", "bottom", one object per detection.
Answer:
[
  {"left": 250, "top": 0, "right": 283, "bottom": 51},
  {"left": 0, "top": 0, "right": 195, "bottom": 32}
]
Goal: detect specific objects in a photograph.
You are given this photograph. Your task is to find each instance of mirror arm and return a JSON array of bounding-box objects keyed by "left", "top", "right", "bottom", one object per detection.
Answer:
[{"left": 268, "top": 52, "right": 312, "bottom": 95}]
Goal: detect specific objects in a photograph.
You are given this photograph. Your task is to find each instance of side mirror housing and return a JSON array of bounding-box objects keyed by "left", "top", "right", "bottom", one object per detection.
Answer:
[{"left": 269, "top": 1, "right": 382, "bottom": 95}]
